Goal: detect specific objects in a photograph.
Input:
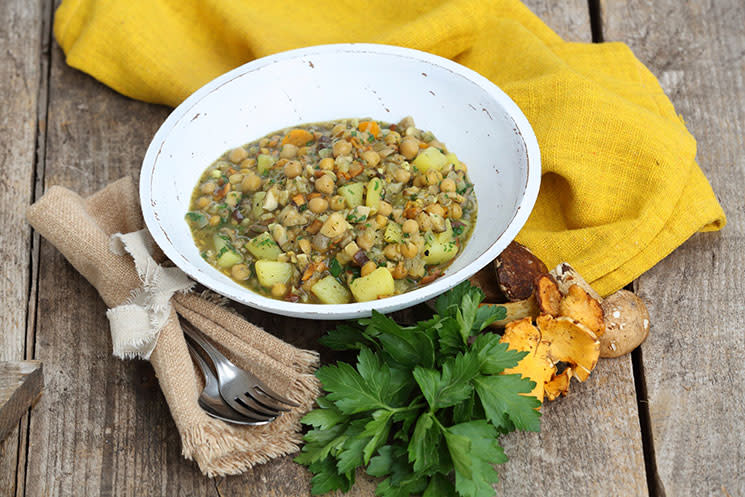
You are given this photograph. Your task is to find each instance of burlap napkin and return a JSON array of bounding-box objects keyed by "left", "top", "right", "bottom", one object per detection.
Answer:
[{"left": 26, "top": 177, "right": 320, "bottom": 476}]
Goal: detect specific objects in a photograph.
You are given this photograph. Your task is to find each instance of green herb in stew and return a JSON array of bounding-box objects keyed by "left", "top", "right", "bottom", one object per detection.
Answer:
[{"left": 186, "top": 116, "right": 478, "bottom": 304}]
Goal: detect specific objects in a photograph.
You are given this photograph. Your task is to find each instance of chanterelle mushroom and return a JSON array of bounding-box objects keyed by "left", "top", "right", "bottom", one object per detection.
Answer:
[
  {"left": 559, "top": 284, "right": 606, "bottom": 336},
  {"left": 500, "top": 318, "right": 555, "bottom": 401},
  {"left": 536, "top": 315, "right": 600, "bottom": 382}
]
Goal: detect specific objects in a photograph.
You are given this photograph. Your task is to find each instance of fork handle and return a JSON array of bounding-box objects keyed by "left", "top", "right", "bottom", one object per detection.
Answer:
[{"left": 180, "top": 320, "right": 233, "bottom": 378}]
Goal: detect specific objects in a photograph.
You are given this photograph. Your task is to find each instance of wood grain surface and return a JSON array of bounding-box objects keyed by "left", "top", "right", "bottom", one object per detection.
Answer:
[
  {"left": 0, "top": 0, "right": 742, "bottom": 495},
  {"left": 602, "top": 1, "right": 745, "bottom": 496},
  {"left": 0, "top": 0, "right": 48, "bottom": 495},
  {"left": 0, "top": 362, "right": 42, "bottom": 444}
]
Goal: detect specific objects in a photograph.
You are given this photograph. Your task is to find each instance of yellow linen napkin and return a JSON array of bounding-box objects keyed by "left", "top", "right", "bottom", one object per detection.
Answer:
[{"left": 53, "top": 0, "right": 725, "bottom": 296}]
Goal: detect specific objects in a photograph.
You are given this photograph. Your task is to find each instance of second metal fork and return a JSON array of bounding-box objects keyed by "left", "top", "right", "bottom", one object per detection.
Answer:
[{"left": 180, "top": 319, "right": 299, "bottom": 420}]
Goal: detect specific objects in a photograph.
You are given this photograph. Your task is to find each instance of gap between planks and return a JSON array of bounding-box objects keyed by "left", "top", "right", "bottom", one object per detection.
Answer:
[{"left": 16, "top": 1, "right": 55, "bottom": 496}]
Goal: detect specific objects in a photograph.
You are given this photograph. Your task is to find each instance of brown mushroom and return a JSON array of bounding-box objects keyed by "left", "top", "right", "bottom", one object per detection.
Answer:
[
  {"left": 550, "top": 262, "right": 602, "bottom": 301},
  {"left": 469, "top": 265, "right": 504, "bottom": 302},
  {"left": 495, "top": 241, "right": 548, "bottom": 301},
  {"left": 599, "top": 290, "right": 650, "bottom": 358},
  {"left": 481, "top": 297, "right": 539, "bottom": 328}
]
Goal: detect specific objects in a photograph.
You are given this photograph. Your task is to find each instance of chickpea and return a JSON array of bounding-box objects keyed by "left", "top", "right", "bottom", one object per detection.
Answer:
[
  {"left": 449, "top": 204, "right": 463, "bottom": 220},
  {"left": 375, "top": 214, "right": 388, "bottom": 229},
  {"left": 241, "top": 173, "right": 262, "bottom": 192},
  {"left": 284, "top": 160, "right": 302, "bottom": 179},
  {"left": 357, "top": 231, "right": 375, "bottom": 251},
  {"left": 209, "top": 215, "right": 221, "bottom": 226},
  {"left": 308, "top": 197, "right": 329, "bottom": 214},
  {"left": 440, "top": 177, "right": 456, "bottom": 193},
  {"left": 231, "top": 264, "right": 251, "bottom": 281},
  {"left": 315, "top": 174, "right": 335, "bottom": 194},
  {"left": 399, "top": 137, "right": 419, "bottom": 160},
  {"left": 329, "top": 195, "right": 346, "bottom": 210},
  {"left": 333, "top": 140, "right": 353, "bottom": 157},
  {"left": 200, "top": 181, "right": 217, "bottom": 194},
  {"left": 229, "top": 173, "right": 243, "bottom": 184},
  {"left": 319, "top": 157, "right": 335, "bottom": 170},
  {"left": 383, "top": 244, "right": 400, "bottom": 260},
  {"left": 361, "top": 150, "right": 380, "bottom": 167},
  {"left": 271, "top": 282, "right": 287, "bottom": 298},
  {"left": 400, "top": 241, "right": 418, "bottom": 259},
  {"left": 280, "top": 143, "right": 298, "bottom": 159},
  {"left": 413, "top": 175, "right": 426, "bottom": 187},
  {"left": 361, "top": 261, "right": 377, "bottom": 277},
  {"left": 240, "top": 158, "right": 256, "bottom": 169},
  {"left": 384, "top": 130, "right": 401, "bottom": 145},
  {"left": 402, "top": 219, "right": 419, "bottom": 234},
  {"left": 331, "top": 123, "right": 346, "bottom": 136},
  {"left": 377, "top": 201, "right": 393, "bottom": 217},
  {"left": 391, "top": 262, "right": 408, "bottom": 280},
  {"left": 425, "top": 169, "right": 443, "bottom": 186},
  {"left": 425, "top": 203, "right": 446, "bottom": 217},
  {"left": 197, "top": 196, "right": 210, "bottom": 208},
  {"left": 229, "top": 147, "right": 248, "bottom": 163},
  {"left": 393, "top": 168, "right": 411, "bottom": 183}
]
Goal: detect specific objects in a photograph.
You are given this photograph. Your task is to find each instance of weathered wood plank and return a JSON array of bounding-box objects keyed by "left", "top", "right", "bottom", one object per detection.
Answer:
[
  {"left": 0, "top": 362, "right": 42, "bottom": 444},
  {"left": 0, "top": 0, "right": 48, "bottom": 495},
  {"left": 23, "top": 35, "right": 219, "bottom": 495},
  {"left": 527, "top": 0, "right": 593, "bottom": 42},
  {"left": 602, "top": 1, "right": 745, "bottom": 495}
]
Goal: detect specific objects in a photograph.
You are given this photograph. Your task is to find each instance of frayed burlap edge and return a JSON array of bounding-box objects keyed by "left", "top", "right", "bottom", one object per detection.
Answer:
[{"left": 183, "top": 371, "right": 320, "bottom": 477}]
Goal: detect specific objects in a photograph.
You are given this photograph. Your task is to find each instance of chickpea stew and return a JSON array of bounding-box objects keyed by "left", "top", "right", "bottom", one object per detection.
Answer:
[{"left": 185, "top": 117, "right": 477, "bottom": 304}]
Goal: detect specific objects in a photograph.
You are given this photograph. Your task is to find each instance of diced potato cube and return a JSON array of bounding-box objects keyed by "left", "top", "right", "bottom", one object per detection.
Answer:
[
  {"left": 257, "top": 154, "right": 275, "bottom": 174},
  {"left": 251, "top": 191, "right": 266, "bottom": 217},
  {"left": 217, "top": 249, "right": 242, "bottom": 268},
  {"left": 366, "top": 178, "right": 384, "bottom": 212},
  {"left": 320, "top": 212, "right": 349, "bottom": 238},
  {"left": 412, "top": 147, "right": 448, "bottom": 172},
  {"left": 255, "top": 260, "right": 293, "bottom": 287},
  {"left": 350, "top": 267, "right": 395, "bottom": 302},
  {"left": 311, "top": 276, "right": 352, "bottom": 304},
  {"left": 247, "top": 232, "right": 281, "bottom": 260},
  {"left": 422, "top": 228, "right": 457, "bottom": 265},
  {"left": 384, "top": 222, "right": 403, "bottom": 243},
  {"left": 338, "top": 182, "right": 365, "bottom": 208}
]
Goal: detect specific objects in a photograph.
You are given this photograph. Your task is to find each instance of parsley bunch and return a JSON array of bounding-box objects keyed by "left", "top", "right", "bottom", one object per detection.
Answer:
[{"left": 295, "top": 281, "right": 542, "bottom": 497}]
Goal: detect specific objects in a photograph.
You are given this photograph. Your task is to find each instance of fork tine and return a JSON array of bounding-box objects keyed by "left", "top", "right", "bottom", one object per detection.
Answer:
[
  {"left": 227, "top": 398, "right": 279, "bottom": 420},
  {"left": 246, "top": 388, "right": 292, "bottom": 412},
  {"left": 235, "top": 395, "right": 282, "bottom": 417},
  {"left": 254, "top": 385, "right": 300, "bottom": 408}
]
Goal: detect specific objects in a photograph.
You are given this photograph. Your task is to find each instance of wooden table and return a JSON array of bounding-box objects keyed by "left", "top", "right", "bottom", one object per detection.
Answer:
[{"left": 1, "top": 1, "right": 742, "bottom": 496}]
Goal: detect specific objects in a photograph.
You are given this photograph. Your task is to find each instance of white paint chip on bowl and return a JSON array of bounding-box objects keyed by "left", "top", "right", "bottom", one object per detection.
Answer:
[{"left": 140, "top": 43, "right": 540, "bottom": 320}]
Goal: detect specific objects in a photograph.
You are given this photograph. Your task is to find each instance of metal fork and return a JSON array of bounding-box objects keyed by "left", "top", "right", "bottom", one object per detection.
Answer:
[
  {"left": 187, "top": 342, "right": 275, "bottom": 425},
  {"left": 180, "top": 319, "right": 299, "bottom": 420}
]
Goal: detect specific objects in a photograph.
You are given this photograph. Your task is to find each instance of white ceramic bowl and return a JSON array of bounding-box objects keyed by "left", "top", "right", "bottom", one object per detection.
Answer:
[{"left": 140, "top": 44, "right": 540, "bottom": 320}]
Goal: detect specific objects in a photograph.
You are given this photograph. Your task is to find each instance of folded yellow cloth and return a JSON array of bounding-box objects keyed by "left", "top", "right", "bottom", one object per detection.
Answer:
[{"left": 53, "top": 0, "right": 725, "bottom": 296}]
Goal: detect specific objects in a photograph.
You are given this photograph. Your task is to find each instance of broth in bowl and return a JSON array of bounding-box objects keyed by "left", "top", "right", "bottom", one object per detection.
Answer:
[{"left": 186, "top": 116, "right": 477, "bottom": 304}]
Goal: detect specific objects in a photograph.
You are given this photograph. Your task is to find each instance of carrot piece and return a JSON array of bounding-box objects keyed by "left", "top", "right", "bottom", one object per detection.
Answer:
[
  {"left": 358, "top": 121, "right": 381, "bottom": 138},
  {"left": 302, "top": 261, "right": 327, "bottom": 281},
  {"left": 281, "top": 129, "right": 314, "bottom": 147},
  {"left": 226, "top": 168, "right": 237, "bottom": 176},
  {"left": 214, "top": 183, "right": 230, "bottom": 200},
  {"left": 419, "top": 142, "right": 428, "bottom": 149},
  {"left": 292, "top": 194, "right": 306, "bottom": 206},
  {"left": 307, "top": 192, "right": 322, "bottom": 199}
]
